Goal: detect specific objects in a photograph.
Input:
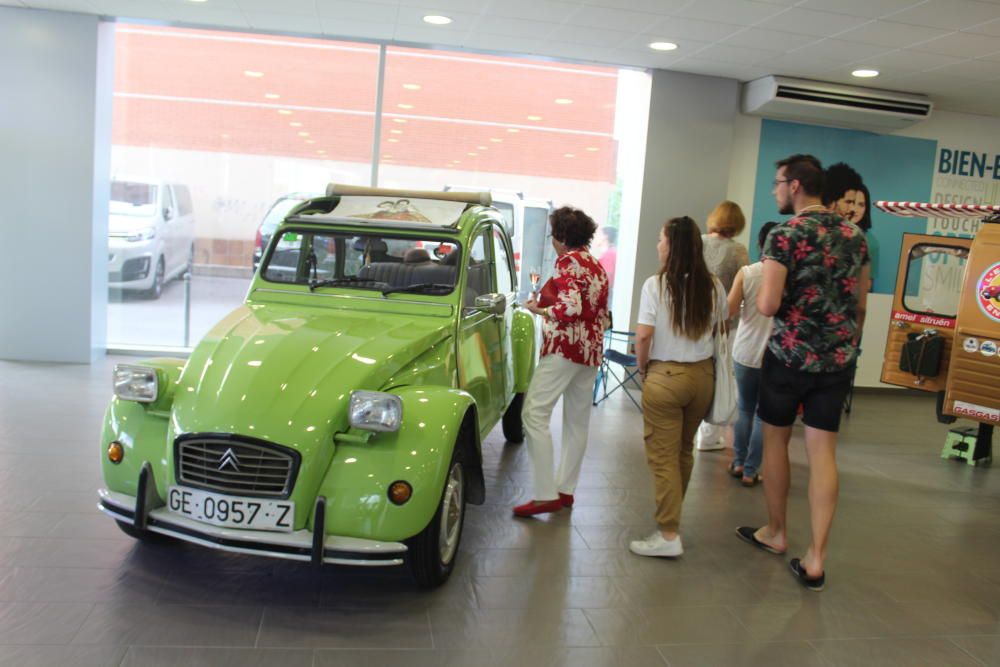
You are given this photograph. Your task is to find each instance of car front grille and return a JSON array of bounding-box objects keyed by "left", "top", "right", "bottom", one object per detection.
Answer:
[{"left": 175, "top": 436, "right": 299, "bottom": 498}]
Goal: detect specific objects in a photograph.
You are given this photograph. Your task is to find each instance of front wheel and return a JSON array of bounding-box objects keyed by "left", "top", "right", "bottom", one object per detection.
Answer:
[
  {"left": 502, "top": 393, "right": 525, "bottom": 443},
  {"left": 144, "top": 256, "right": 165, "bottom": 300},
  {"left": 406, "top": 455, "right": 466, "bottom": 588}
]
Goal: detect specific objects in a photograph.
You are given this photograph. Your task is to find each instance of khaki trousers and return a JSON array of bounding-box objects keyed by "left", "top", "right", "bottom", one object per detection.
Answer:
[{"left": 641, "top": 358, "right": 715, "bottom": 532}]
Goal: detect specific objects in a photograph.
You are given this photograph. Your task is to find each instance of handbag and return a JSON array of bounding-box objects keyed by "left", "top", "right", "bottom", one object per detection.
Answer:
[
  {"left": 899, "top": 330, "right": 943, "bottom": 381},
  {"left": 537, "top": 278, "right": 558, "bottom": 308},
  {"left": 705, "top": 325, "right": 738, "bottom": 425}
]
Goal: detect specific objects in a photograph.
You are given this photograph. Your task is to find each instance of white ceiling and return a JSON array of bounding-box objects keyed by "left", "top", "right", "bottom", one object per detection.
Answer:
[{"left": 8, "top": 0, "right": 1000, "bottom": 117}]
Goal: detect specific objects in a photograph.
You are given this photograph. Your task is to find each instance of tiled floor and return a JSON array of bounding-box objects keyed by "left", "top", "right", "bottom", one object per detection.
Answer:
[{"left": 1, "top": 356, "right": 999, "bottom": 666}]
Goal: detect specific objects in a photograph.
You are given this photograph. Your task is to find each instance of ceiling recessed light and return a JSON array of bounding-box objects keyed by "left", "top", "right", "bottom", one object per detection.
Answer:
[
  {"left": 554, "top": 98, "right": 573, "bottom": 105},
  {"left": 317, "top": 150, "right": 326, "bottom": 154},
  {"left": 527, "top": 115, "right": 543, "bottom": 121},
  {"left": 392, "top": 118, "right": 407, "bottom": 124},
  {"left": 298, "top": 131, "right": 310, "bottom": 137},
  {"left": 388, "top": 138, "right": 400, "bottom": 143},
  {"left": 244, "top": 70, "right": 264, "bottom": 78},
  {"left": 423, "top": 15, "right": 452, "bottom": 25},
  {"left": 390, "top": 129, "right": 403, "bottom": 134},
  {"left": 278, "top": 109, "right": 293, "bottom": 115},
  {"left": 468, "top": 152, "right": 478, "bottom": 156},
  {"left": 490, "top": 138, "right": 503, "bottom": 143},
  {"left": 564, "top": 153, "right": 575, "bottom": 158},
  {"left": 852, "top": 68, "right": 879, "bottom": 78},
  {"left": 452, "top": 160, "right": 461, "bottom": 164},
  {"left": 383, "top": 154, "right": 392, "bottom": 159},
  {"left": 188, "top": 0, "right": 208, "bottom": 3},
  {"left": 397, "top": 103, "right": 414, "bottom": 110},
  {"left": 305, "top": 139, "right": 315, "bottom": 144},
  {"left": 649, "top": 41, "right": 678, "bottom": 51},
  {"left": 586, "top": 147, "right": 599, "bottom": 152},
  {"left": 220, "top": 133, "right": 230, "bottom": 139},
  {"left": 402, "top": 83, "right": 422, "bottom": 90},
  {"left": 506, "top": 128, "right": 520, "bottom": 133},
  {"left": 290, "top": 121, "right": 303, "bottom": 127},
  {"left": 264, "top": 93, "right": 280, "bottom": 99},
  {"left": 476, "top": 145, "right": 487, "bottom": 150}
]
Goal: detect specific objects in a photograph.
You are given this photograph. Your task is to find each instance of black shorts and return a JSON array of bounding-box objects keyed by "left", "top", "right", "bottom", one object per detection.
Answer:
[{"left": 757, "top": 349, "right": 854, "bottom": 433}]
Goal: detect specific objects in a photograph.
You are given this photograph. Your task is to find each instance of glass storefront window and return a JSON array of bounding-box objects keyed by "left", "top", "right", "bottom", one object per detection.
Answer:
[{"left": 107, "top": 25, "right": 379, "bottom": 348}]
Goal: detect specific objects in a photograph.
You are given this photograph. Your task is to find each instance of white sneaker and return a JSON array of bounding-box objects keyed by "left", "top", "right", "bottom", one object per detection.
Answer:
[
  {"left": 629, "top": 531, "right": 683, "bottom": 558},
  {"left": 695, "top": 431, "right": 725, "bottom": 451}
]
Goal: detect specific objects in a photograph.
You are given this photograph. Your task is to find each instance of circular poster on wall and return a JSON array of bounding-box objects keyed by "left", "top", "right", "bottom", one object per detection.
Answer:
[{"left": 977, "top": 262, "right": 1000, "bottom": 323}]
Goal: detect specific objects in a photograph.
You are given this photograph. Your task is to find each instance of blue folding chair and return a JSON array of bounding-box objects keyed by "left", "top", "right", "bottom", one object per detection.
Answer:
[{"left": 592, "top": 329, "right": 643, "bottom": 411}]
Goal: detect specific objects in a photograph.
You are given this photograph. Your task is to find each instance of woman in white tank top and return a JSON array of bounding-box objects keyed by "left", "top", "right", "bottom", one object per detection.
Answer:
[{"left": 726, "top": 222, "right": 778, "bottom": 486}]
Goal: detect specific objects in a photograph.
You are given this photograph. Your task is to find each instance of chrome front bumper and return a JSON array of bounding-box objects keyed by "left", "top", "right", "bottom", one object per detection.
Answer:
[{"left": 98, "top": 484, "right": 407, "bottom": 567}]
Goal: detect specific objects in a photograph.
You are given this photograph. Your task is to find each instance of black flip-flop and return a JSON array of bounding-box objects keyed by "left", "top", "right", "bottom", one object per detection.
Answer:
[
  {"left": 735, "top": 526, "right": 786, "bottom": 555},
  {"left": 728, "top": 462, "right": 744, "bottom": 478},
  {"left": 789, "top": 558, "right": 825, "bottom": 592}
]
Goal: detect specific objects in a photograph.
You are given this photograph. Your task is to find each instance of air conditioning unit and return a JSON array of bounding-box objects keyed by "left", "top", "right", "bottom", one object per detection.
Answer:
[{"left": 741, "top": 76, "right": 932, "bottom": 132}]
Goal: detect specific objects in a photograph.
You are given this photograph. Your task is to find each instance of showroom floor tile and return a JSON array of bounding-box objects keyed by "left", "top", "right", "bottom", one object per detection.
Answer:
[{"left": 1, "top": 356, "right": 999, "bottom": 666}]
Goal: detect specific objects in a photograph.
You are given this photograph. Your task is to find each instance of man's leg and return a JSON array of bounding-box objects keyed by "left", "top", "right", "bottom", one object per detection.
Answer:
[
  {"left": 757, "top": 422, "right": 791, "bottom": 552},
  {"left": 801, "top": 426, "right": 838, "bottom": 577}
]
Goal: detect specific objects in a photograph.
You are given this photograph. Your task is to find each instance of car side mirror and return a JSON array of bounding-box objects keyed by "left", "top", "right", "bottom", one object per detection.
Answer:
[
  {"left": 474, "top": 293, "right": 506, "bottom": 315},
  {"left": 163, "top": 206, "right": 174, "bottom": 221}
]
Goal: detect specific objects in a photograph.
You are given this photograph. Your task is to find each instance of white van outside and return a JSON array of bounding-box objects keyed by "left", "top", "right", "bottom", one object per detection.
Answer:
[
  {"left": 107, "top": 179, "right": 196, "bottom": 299},
  {"left": 444, "top": 186, "right": 553, "bottom": 300}
]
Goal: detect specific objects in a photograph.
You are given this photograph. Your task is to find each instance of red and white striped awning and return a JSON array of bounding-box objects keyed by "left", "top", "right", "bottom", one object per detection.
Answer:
[{"left": 875, "top": 201, "right": 1000, "bottom": 219}]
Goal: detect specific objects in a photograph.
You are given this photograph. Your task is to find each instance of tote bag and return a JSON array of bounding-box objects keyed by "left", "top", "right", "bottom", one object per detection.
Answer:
[{"left": 705, "top": 326, "right": 738, "bottom": 425}]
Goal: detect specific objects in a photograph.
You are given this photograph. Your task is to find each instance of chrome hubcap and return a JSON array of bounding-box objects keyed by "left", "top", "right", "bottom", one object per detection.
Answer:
[{"left": 438, "top": 462, "right": 464, "bottom": 565}]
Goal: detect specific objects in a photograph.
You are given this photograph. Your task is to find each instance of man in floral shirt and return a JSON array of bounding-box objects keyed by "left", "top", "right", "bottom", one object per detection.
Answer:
[{"left": 736, "top": 154, "right": 870, "bottom": 592}]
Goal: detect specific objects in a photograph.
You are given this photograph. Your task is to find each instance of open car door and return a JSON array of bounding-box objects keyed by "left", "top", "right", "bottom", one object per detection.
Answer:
[{"left": 881, "top": 232, "right": 972, "bottom": 393}]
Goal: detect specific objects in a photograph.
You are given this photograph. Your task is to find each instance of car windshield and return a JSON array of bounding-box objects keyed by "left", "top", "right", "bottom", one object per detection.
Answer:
[
  {"left": 261, "top": 229, "right": 461, "bottom": 296},
  {"left": 110, "top": 181, "right": 158, "bottom": 216}
]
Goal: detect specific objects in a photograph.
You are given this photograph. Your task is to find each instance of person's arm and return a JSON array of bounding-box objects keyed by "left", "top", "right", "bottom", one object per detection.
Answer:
[
  {"left": 727, "top": 268, "right": 745, "bottom": 320},
  {"left": 854, "top": 262, "right": 870, "bottom": 346},
  {"left": 757, "top": 259, "right": 787, "bottom": 317},
  {"left": 635, "top": 324, "right": 654, "bottom": 380}
]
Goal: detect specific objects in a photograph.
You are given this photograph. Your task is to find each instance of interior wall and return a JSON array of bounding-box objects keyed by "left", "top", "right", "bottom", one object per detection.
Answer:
[
  {"left": 0, "top": 7, "right": 111, "bottom": 363},
  {"left": 725, "top": 107, "right": 1000, "bottom": 388},
  {"left": 622, "top": 69, "right": 740, "bottom": 331}
]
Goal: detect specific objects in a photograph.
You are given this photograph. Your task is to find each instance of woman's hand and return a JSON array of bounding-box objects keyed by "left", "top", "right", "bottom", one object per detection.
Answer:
[{"left": 522, "top": 298, "right": 547, "bottom": 317}]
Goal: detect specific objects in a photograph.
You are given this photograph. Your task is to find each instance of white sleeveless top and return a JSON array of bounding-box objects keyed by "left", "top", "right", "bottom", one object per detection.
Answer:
[{"left": 732, "top": 262, "right": 773, "bottom": 369}]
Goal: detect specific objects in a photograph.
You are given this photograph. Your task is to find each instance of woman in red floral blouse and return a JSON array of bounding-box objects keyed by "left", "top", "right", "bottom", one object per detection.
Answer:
[{"left": 514, "top": 207, "right": 610, "bottom": 517}]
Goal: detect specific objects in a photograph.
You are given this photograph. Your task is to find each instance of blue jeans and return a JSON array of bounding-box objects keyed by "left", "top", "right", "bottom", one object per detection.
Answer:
[{"left": 733, "top": 362, "right": 763, "bottom": 478}]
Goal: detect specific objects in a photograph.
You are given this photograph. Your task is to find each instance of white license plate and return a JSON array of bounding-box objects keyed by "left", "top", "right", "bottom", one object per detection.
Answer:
[{"left": 167, "top": 486, "right": 295, "bottom": 533}]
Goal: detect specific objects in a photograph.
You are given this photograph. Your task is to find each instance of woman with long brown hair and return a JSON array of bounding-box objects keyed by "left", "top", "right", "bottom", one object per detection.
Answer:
[{"left": 631, "top": 216, "right": 727, "bottom": 557}]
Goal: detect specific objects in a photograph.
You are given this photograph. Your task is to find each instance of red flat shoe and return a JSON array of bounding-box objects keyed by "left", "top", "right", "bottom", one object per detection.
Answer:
[
  {"left": 559, "top": 493, "right": 574, "bottom": 508},
  {"left": 513, "top": 499, "right": 563, "bottom": 517}
]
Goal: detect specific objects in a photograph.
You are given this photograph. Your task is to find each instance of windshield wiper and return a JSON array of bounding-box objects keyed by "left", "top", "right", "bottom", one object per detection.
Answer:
[
  {"left": 381, "top": 283, "right": 455, "bottom": 296},
  {"left": 308, "top": 276, "right": 388, "bottom": 292}
]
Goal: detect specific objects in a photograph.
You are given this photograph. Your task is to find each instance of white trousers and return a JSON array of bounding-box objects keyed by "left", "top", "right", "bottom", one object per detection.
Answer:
[{"left": 522, "top": 354, "right": 599, "bottom": 500}]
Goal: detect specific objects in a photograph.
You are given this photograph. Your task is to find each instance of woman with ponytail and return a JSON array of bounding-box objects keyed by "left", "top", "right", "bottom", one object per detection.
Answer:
[{"left": 630, "top": 216, "right": 727, "bottom": 558}]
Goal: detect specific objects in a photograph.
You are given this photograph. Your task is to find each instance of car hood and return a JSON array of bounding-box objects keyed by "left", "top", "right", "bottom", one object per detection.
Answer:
[
  {"left": 170, "top": 302, "right": 453, "bottom": 448},
  {"left": 109, "top": 213, "right": 155, "bottom": 234}
]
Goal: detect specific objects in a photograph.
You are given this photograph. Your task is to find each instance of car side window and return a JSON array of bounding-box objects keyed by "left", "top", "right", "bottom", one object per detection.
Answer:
[
  {"left": 464, "top": 229, "right": 492, "bottom": 309},
  {"left": 175, "top": 186, "right": 193, "bottom": 217},
  {"left": 492, "top": 227, "right": 514, "bottom": 295}
]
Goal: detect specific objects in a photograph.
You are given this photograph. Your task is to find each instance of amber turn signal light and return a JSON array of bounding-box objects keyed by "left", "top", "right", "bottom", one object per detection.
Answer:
[
  {"left": 388, "top": 480, "right": 412, "bottom": 505},
  {"left": 107, "top": 441, "right": 124, "bottom": 464}
]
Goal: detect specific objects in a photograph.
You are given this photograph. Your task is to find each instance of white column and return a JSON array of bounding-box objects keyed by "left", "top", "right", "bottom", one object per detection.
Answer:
[{"left": 0, "top": 8, "right": 113, "bottom": 362}]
